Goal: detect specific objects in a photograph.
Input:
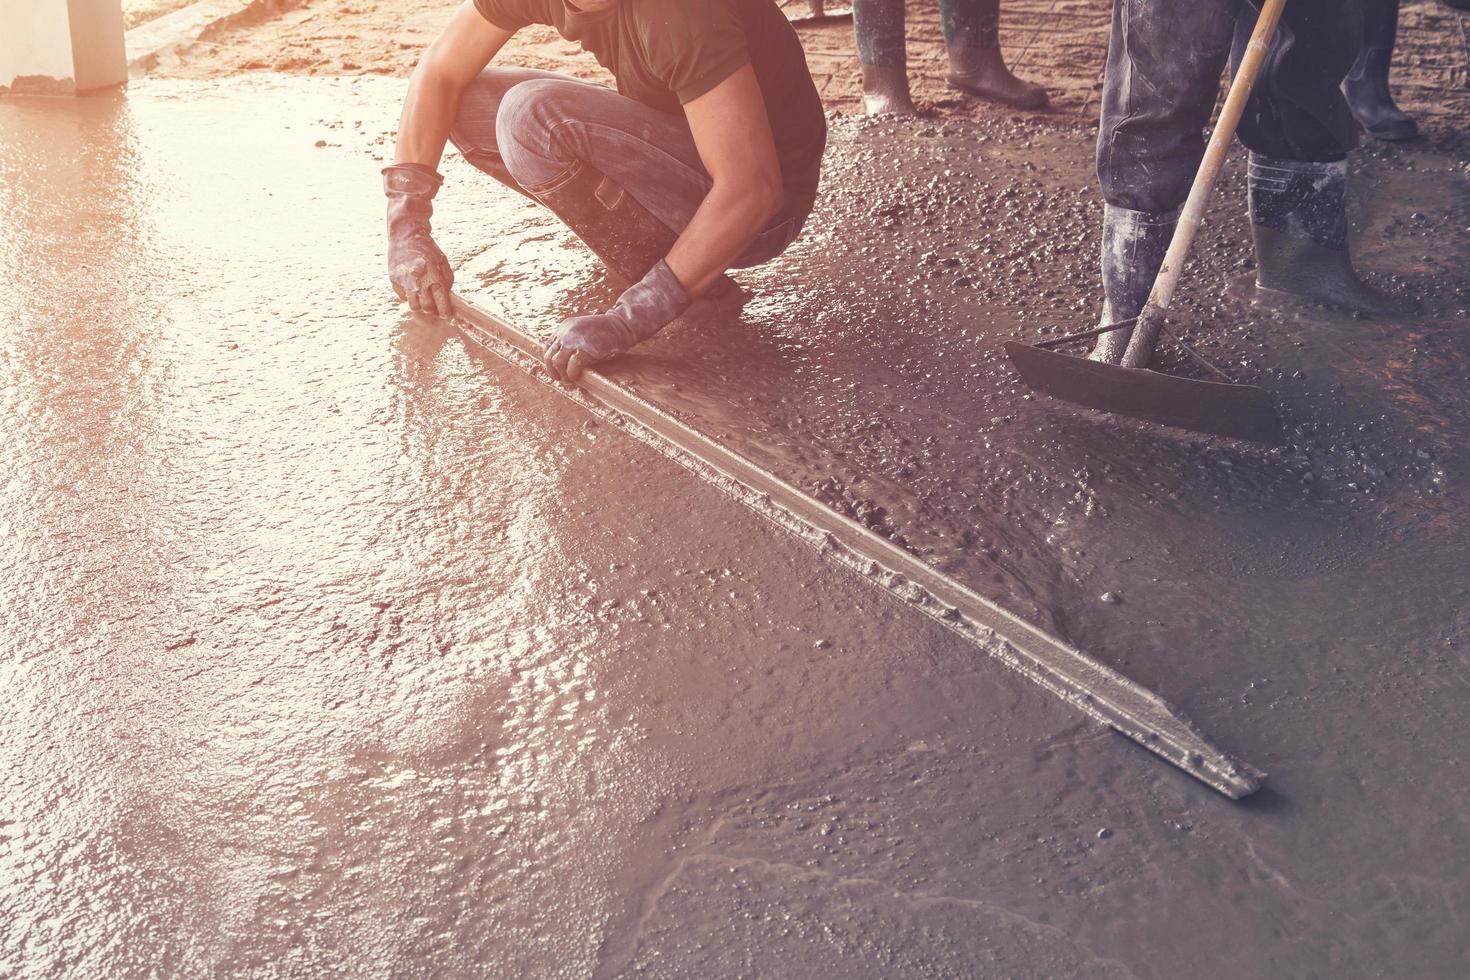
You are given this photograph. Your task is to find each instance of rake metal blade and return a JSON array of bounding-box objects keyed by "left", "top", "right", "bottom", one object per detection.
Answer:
[{"left": 1004, "top": 341, "right": 1285, "bottom": 445}]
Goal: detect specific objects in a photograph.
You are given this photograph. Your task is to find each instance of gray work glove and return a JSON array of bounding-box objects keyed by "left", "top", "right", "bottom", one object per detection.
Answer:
[
  {"left": 543, "top": 259, "right": 692, "bottom": 383},
  {"left": 383, "top": 163, "right": 454, "bottom": 318}
]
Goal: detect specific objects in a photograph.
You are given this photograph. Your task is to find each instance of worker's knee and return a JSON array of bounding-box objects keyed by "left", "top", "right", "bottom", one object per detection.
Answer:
[
  {"left": 495, "top": 79, "right": 588, "bottom": 189},
  {"left": 448, "top": 68, "right": 529, "bottom": 160},
  {"left": 1097, "top": 136, "right": 1195, "bottom": 215}
]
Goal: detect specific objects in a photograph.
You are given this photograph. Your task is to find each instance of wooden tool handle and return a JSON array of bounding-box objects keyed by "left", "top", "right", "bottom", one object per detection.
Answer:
[
  {"left": 1147, "top": 0, "right": 1288, "bottom": 312},
  {"left": 1118, "top": 0, "right": 1288, "bottom": 369}
]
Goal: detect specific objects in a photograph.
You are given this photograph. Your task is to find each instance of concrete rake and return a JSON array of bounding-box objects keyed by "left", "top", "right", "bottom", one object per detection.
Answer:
[{"left": 1005, "top": 0, "right": 1289, "bottom": 445}]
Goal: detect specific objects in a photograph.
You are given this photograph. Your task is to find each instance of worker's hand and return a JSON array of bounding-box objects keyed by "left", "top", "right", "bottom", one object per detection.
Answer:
[
  {"left": 541, "top": 260, "right": 692, "bottom": 385},
  {"left": 388, "top": 233, "right": 455, "bottom": 318},
  {"left": 383, "top": 162, "right": 455, "bottom": 319},
  {"left": 543, "top": 314, "right": 625, "bottom": 383}
]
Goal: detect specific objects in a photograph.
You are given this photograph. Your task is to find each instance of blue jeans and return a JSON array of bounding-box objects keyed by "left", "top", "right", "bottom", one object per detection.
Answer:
[{"left": 448, "top": 67, "right": 803, "bottom": 269}]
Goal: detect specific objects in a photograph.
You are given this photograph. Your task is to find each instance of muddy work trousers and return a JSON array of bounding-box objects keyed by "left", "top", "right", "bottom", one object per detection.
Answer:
[
  {"left": 853, "top": 0, "right": 1002, "bottom": 65},
  {"left": 448, "top": 67, "right": 803, "bottom": 269},
  {"left": 1097, "top": 0, "right": 1365, "bottom": 214}
]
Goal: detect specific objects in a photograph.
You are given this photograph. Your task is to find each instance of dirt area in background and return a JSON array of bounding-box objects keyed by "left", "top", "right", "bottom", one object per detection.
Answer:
[
  {"left": 123, "top": 0, "right": 202, "bottom": 29},
  {"left": 151, "top": 0, "right": 1470, "bottom": 125}
]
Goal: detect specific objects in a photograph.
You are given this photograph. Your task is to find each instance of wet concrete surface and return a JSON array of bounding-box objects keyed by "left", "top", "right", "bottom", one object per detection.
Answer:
[{"left": 4, "top": 76, "right": 1470, "bottom": 977}]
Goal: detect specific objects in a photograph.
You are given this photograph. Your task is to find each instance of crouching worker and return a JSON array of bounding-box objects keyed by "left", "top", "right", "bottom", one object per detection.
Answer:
[{"left": 384, "top": 0, "right": 827, "bottom": 382}]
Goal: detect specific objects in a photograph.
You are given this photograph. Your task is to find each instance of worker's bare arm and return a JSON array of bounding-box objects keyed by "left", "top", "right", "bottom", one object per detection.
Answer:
[
  {"left": 396, "top": 1, "right": 513, "bottom": 170},
  {"left": 665, "top": 64, "right": 786, "bottom": 297},
  {"left": 385, "top": 3, "right": 510, "bottom": 319}
]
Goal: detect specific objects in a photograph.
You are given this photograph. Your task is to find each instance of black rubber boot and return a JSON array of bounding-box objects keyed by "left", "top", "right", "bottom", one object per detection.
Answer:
[
  {"left": 1342, "top": 0, "right": 1418, "bottom": 141},
  {"left": 1088, "top": 205, "right": 1178, "bottom": 364},
  {"left": 861, "top": 64, "right": 917, "bottom": 116},
  {"left": 1441, "top": 0, "right": 1470, "bottom": 11},
  {"left": 1248, "top": 154, "right": 1420, "bottom": 317},
  {"left": 946, "top": 45, "right": 1049, "bottom": 110},
  {"left": 528, "top": 161, "right": 678, "bottom": 286}
]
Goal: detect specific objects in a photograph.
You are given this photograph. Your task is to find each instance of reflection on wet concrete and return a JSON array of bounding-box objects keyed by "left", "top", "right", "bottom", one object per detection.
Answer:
[{"left": 3, "top": 77, "right": 1469, "bottom": 977}]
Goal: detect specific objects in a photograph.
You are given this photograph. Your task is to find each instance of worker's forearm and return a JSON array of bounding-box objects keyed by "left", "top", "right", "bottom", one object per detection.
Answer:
[
  {"left": 543, "top": 177, "right": 779, "bottom": 377},
  {"left": 665, "top": 181, "right": 782, "bottom": 296},
  {"left": 394, "top": 68, "right": 464, "bottom": 171}
]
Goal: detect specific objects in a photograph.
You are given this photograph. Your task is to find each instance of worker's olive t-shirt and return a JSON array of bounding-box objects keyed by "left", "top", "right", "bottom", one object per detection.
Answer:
[{"left": 472, "top": 0, "right": 826, "bottom": 220}]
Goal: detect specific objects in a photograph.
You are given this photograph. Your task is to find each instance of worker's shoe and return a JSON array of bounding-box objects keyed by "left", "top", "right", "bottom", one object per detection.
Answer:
[
  {"left": 861, "top": 64, "right": 917, "bottom": 116},
  {"left": 526, "top": 161, "right": 677, "bottom": 286},
  {"left": 1088, "top": 204, "right": 1178, "bottom": 364},
  {"left": 1441, "top": 0, "right": 1470, "bottom": 11},
  {"left": 691, "top": 273, "right": 750, "bottom": 315},
  {"left": 946, "top": 45, "right": 1049, "bottom": 110},
  {"left": 1342, "top": 0, "right": 1418, "bottom": 141},
  {"left": 1248, "top": 154, "right": 1419, "bottom": 317}
]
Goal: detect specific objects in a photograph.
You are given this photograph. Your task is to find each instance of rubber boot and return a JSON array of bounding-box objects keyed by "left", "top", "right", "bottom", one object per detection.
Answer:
[
  {"left": 861, "top": 64, "right": 917, "bottom": 116},
  {"left": 946, "top": 45, "right": 1049, "bottom": 110},
  {"left": 1342, "top": 0, "right": 1418, "bottom": 141},
  {"left": 528, "top": 161, "right": 677, "bottom": 286},
  {"left": 1248, "top": 154, "right": 1420, "bottom": 317},
  {"left": 1088, "top": 205, "right": 1178, "bottom": 364},
  {"left": 1441, "top": 0, "right": 1470, "bottom": 12}
]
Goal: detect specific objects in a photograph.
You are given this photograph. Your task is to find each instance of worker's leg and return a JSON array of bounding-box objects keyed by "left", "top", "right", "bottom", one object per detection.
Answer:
[
  {"left": 851, "top": 0, "right": 916, "bottom": 115},
  {"left": 1342, "top": 0, "right": 1417, "bottom": 140},
  {"left": 1236, "top": 0, "right": 1418, "bottom": 315},
  {"left": 459, "top": 72, "right": 798, "bottom": 283},
  {"left": 941, "top": 0, "right": 1048, "bottom": 109},
  {"left": 448, "top": 65, "right": 577, "bottom": 197},
  {"left": 1090, "top": 0, "right": 1240, "bottom": 362}
]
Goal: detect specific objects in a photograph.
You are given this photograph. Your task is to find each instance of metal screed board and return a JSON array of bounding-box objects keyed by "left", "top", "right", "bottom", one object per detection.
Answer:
[{"left": 449, "top": 293, "right": 1266, "bottom": 799}]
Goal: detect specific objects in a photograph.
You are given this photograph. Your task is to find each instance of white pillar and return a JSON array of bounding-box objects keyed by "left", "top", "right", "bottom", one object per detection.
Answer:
[{"left": 0, "top": 0, "right": 127, "bottom": 95}]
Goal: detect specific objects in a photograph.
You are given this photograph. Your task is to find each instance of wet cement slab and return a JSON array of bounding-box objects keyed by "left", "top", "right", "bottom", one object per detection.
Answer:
[{"left": 3, "top": 76, "right": 1469, "bottom": 977}]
